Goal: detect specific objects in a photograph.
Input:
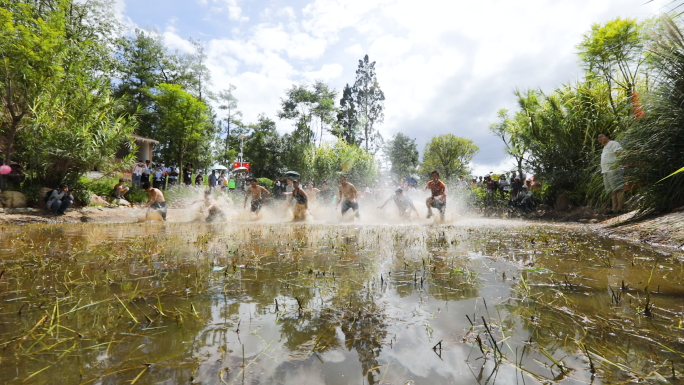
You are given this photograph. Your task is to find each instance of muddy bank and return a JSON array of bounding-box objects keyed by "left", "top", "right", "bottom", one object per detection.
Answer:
[{"left": 596, "top": 210, "right": 684, "bottom": 250}]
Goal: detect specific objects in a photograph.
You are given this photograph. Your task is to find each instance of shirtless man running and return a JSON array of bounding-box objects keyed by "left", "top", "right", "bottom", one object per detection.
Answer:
[
  {"left": 425, "top": 170, "right": 447, "bottom": 221},
  {"left": 337, "top": 176, "right": 360, "bottom": 219},
  {"left": 244, "top": 178, "right": 271, "bottom": 217},
  {"left": 142, "top": 181, "right": 167, "bottom": 221}
]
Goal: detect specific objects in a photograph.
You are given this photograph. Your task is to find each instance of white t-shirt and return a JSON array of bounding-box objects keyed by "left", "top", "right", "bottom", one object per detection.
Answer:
[{"left": 601, "top": 140, "right": 623, "bottom": 173}]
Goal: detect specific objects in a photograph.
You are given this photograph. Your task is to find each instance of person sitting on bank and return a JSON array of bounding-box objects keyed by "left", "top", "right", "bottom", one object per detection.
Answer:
[
  {"left": 142, "top": 181, "right": 167, "bottom": 221},
  {"left": 195, "top": 171, "right": 204, "bottom": 186},
  {"left": 112, "top": 178, "right": 130, "bottom": 199},
  {"left": 47, "top": 184, "right": 74, "bottom": 215}
]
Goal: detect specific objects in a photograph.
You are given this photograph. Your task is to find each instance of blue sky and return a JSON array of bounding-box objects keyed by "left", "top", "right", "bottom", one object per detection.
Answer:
[{"left": 115, "top": 0, "right": 673, "bottom": 175}]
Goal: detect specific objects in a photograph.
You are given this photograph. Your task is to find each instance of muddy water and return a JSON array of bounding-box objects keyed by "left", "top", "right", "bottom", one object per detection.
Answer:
[{"left": 0, "top": 221, "right": 682, "bottom": 384}]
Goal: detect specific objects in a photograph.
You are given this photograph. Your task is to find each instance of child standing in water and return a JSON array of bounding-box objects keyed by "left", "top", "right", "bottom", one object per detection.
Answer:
[
  {"left": 142, "top": 181, "right": 167, "bottom": 221},
  {"left": 244, "top": 178, "right": 271, "bottom": 218},
  {"left": 289, "top": 180, "right": 308, "bottom": 221}
]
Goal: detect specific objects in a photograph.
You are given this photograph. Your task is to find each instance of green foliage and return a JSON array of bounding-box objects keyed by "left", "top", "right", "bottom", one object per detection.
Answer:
[
  {"left": 257, "top": 177, "right": 274, "bottom": 190},
  {"left": 277, "top": 81, "right": 337, "bottom": 146},
  {"left": 577, "top": 17, "right": 646, "bottom": 122},
  {"left": 154, "top": 83, "right": 213, "bottom": 168},
  {"left": 509, "top": 83, "right": 620, "bottom": 206},
  {"left": 125, "top": 187, "right": 148, "bottom": 203},
  {"left": 302, "top": 140, "right": 379, "bottom": 186},
  {"left": 243, "top": 115, "right": 285, "bottom": 179},
  {"left": 621, "top": 15, "right": 684, "bottom": 213},
  {"left": 420, "top": 134, "right": 479, "bottom": 181},
  {"left": 353, "top": 55, "right": 385, "bottom": 153},
  {"left": 333, "top": 84, "right": 361, "bottom": 146},
  {"left": 1, "top": 0, "right": 134, "bottom": 189},
  {"left": 489, "top": 109, "right": 527, "bottom": 176},
  {"left": 1, "top": 0, "right": 69, "bottom": 164},
  {"left": 22, "top": 86, "right": 136, "bottom": 187},
  {"left": 385, "top": 133, "right": 419, "bottom": 180},
  {"left": 80, "top": 176, "right": 119, "bottom": 197}
]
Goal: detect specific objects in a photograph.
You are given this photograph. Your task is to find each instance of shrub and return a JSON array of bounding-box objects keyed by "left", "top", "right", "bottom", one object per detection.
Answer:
[{"left": 257, "top": 177, "right": 274, "bottom": 190}]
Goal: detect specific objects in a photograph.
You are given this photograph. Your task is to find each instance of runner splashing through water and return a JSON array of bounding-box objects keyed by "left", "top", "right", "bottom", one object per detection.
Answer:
[
  {"left": 142, "top": 181, "right": 167, "bottom": 221},
  {"left": 425, "top": 170, "right": 446, "bottom": 221},
  {"left": 337, "top": 176, "right": 360, "bottom": 220},
  {"left": 244, "top": 178, "right": 271, "bottom": 219},
  {"left": 378, "top": 188, "right": 418, "bottom": 220},
  {"left": 289, "top": 180, "right": 308, "bottom": 221}
]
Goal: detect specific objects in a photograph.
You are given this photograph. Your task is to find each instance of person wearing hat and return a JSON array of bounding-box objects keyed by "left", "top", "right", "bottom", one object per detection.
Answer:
[{"left": 378, "top": 188, "right": 418, "bottom": 220}]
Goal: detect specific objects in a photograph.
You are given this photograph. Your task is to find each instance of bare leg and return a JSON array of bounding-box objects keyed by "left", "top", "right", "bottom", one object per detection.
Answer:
[
  {"left": 426, "top": 198, "right": 433, "bottom": 218},
  {"left": 611, "top": 191, "right": 618, "bottom": 212},
  {"left": 615, "top": 190, "right": 625, "bottom": 213}
]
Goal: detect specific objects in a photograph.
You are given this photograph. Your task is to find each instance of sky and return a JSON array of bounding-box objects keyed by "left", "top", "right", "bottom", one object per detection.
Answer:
[{"left": 114, "top": 0, "right": 674, "bottom": 175}]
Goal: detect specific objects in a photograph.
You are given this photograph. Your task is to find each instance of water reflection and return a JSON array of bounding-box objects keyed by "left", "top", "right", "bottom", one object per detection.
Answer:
[{"left": 0, "top": 222, "right": 682, "bottom": 384}]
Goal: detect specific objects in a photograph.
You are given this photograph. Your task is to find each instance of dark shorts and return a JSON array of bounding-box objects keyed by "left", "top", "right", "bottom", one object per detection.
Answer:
[
  {"left": 150, "top": 202, "right": 167, "bottom": 220},
  {"left": 251, "top": 198, "right": 263, "bottom": 212},
  {"left": 341, "top": 200, "right": 359, "bottom": 214},
  {"left": 206, "top": 209, "right": 224, "bottom": 222},
  {"left": 430, "top": 200, "right": 446, "bottom": 212}
]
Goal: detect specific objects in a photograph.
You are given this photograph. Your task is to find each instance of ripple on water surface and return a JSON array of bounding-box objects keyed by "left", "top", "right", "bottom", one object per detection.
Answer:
[{"left": 0, "top": 221, "right": 682, "bottom": 384}]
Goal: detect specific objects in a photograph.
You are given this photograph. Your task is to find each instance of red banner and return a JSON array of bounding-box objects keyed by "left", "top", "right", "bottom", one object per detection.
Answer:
[{"left": 232, "top": 162, "right": 250, "bottom": 172}]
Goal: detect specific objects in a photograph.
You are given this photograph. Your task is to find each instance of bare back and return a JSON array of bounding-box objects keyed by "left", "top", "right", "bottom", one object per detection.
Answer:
[{"left": 147, "top": 188, "right": 165, "bottom": 203}]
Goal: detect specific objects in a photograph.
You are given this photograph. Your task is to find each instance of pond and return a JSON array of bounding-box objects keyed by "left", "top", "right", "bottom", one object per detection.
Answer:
[{"left": 0, "top": 220, "right": 682, "bottom": 384}]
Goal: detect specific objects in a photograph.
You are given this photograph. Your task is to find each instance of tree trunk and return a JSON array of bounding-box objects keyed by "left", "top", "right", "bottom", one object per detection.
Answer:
[{"left": 3, "top": 118, "right": 19, "bottom": 165}]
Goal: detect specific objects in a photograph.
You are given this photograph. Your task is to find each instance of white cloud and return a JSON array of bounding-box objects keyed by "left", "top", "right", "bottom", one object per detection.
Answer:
[
  {"left": 196, "top": 0, "right": 249, "bottom": 22},
  {"left": 163, "top": 25, "right": 197, "bottom": 54},
  {"left": 120, "top": 0, "right": 679, "bottom": 163},
  {"left": 302, "top": 63, "right": 344, "bottom": 82},
  {"left": 344, "top": 43, "right": 364, "bottom": 57},
  {"left": 278, "top": 7, "right": 296, "bottom": 20},
  {"left": 252, "top": 24, "right": 328, "bottom": 60}
]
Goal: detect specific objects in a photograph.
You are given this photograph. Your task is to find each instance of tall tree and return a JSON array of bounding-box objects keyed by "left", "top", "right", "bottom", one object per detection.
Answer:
[
  {"left": 333, "top": 84, "right": 361, "bottom": 146},
  {"left": 353, "top": 55, "right": 385, "bottom": 152},
  {"left": 1, "top": 0, "right": 65, "bottom": 165},
  {"left": 113, "top": 29, "right": 167, "bottom": 139},
  {"left": 312, "top": 80, "right": 338, "bottom": 147},
  {"left": 243, "top": 115, "right": 285, "bottom": 179},
  {"left": 577, "top": 18, "right": 645, "bottom": 121},
  {"left": 385, "top": 133, "right": 419, "bottom": 180},
  {"left": 420, "top": 134, "right": 479, "bottom": 181},
  {"left": 216, "top": 85, "right": 242, "bottom": 164},
  {"left": 489, "top": 109, "right": 528, "bottom": 178},
  {"left": 153, "top": 83, "right": 211, "bottom": 168},
  {"left": 277, "top": 82, "right": 336, "bottom": 145}
]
